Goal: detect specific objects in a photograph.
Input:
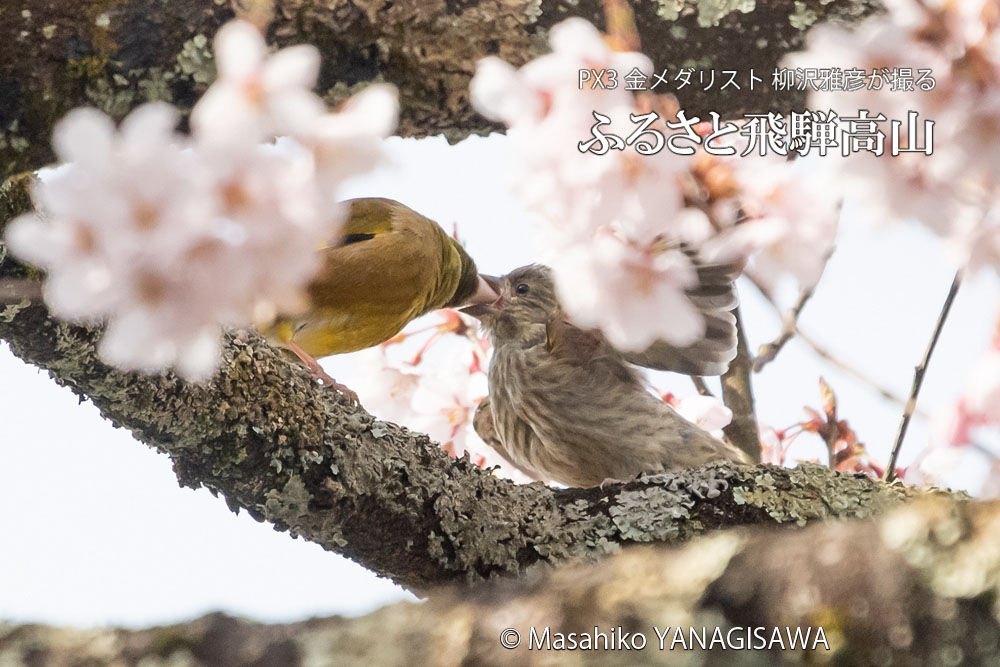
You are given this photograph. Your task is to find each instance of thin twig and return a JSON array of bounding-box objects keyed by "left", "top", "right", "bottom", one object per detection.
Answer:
[
  {"left": 796, "top": 330, "right": 920, "bottom": 411},
  {"left": 747, "top": 242, "right": 833, "bottom": 373},
  {"left": 745, "top": 272, "right": 924, "bottom": 416},
  {"left": 884, "top": 272, "right": 962, "bottom": 482},
  {"left": 691, "top": 376, "right": 714, "bottom": 398},
  {"left": 0, "top": 279, "right": 42, "bottom": 304},
  {"left": 721, "top": 306, "right": 761, "bottom": 462},
  {"left": 754, "top": 285, "right": 815, "bottom": 372}
]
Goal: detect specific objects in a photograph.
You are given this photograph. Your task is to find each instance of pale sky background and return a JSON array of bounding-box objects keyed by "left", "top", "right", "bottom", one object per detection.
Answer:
[{"left": 2, "top": 134, "right": 997, "bottom": 629}]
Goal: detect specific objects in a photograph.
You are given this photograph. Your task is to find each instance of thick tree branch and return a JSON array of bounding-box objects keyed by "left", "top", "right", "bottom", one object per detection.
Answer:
[
  {"left": 6, "top": 495, "right": 999, "bottom": 667},
  {"left": 0, "top": 175, "right": 955, "bottom": 591},
  {"left": 0, "top": 0, "right": 881, "bottom": 178}
]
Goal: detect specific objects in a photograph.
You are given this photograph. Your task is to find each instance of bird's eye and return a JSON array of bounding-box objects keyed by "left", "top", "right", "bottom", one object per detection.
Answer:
[{"left": 515, "top": 283, "right": 530, "bottom": 295}]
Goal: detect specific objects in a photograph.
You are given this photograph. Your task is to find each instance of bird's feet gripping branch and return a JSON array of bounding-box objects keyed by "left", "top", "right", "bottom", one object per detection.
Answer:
[{"left": 283, "top": 339, "right": 361, "bottom": 404}]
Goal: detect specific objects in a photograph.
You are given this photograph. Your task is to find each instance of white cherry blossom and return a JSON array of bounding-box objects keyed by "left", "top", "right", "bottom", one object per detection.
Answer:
[
  {"left": 553, "top": 230, "right": 703, "bottom": 352},
  {"left": 5, "top": 20, "right": 398, "bottom": 381},
  {"left": 471, "top": 17, "right": 708, "bottom": 351},
  {"left": 190, "top": 20, "right": 325, "bottom": 148}
]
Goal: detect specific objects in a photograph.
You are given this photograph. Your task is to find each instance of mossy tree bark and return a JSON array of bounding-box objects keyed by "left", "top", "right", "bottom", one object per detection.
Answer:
[
  {"left": 0, "top": 174, "right": 964, "bottom": 591},
  {"left": 0, "top": 0, "right": 880, "bottom": 178}
]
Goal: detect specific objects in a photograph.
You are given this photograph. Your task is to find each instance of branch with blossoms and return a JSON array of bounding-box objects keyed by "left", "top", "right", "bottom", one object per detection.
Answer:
[
  {"left": 0, "top": 274, "right": 959, "bottom": 590},
  {"left": 5, "top": 21, "right": 397, "bottom": 381},
  {"left": 465, "top": 1, "right": 1000, "bottom": 489},
  {"left": 4, "top": 0, "right": 1000, "bottom": 598},
  {"left": 1, "top": 14, "right": 947, "bottom": 594},
  {"left": 1, "top": 152, "right": 958, "bottom": 589},
  {"left": 0, "top": 0, "right": 881, "bottom": 178}
]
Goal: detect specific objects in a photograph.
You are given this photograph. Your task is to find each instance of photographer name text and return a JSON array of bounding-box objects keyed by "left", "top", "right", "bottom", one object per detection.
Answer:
[{"left": 498, "top": 625, "right": 831, "bottom": 651}]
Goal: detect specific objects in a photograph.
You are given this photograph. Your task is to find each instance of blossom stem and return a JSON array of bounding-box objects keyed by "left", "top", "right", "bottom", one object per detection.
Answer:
[
  {"left": 753, "top": 284, "right": 815, "bottom": 372},
  {"left": 745, "top": 271, "right": 921, "bottom": 416},
  {"left": 884, "top": 271, "right": 962, "bottom": 482}
]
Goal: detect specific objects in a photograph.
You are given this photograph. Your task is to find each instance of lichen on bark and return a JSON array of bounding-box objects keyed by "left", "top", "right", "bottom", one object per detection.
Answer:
[{"left": 0, "top": 0, "right": 881, "bottom": 177}]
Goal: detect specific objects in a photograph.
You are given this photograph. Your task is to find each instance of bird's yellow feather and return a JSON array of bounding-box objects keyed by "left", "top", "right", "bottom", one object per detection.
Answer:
[{"left": 264, "top": 198, "right": 479, "bottom": 358}]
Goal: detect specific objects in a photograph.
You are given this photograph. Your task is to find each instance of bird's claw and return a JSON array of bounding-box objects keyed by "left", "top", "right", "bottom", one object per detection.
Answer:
[
  {"left": 316, "top": 374, "right": 361, "bottom": 405},
  {"left": 285, "top": 339, "right": 361, "bottom": 405},
  {"left": 599, "top": 477, "right": 625, "bottom": 490}
]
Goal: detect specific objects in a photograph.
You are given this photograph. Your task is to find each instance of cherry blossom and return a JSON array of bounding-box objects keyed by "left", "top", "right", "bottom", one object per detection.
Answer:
[
  {"left": 758, "top": 426, "right": 788, "bottom": 466},
  {"left": 661, "top": 393, "right": 733, "bottom": 440},
  {"left": 787, "top": 0, "right": 1000, "bottom": 275},
  {"left": 934, "top": 319, "right": 1000, "bottom": 454},
  {"left": 190, "top": 20, "right": 325, "bottom": 149},
  {"left": 5, "top": 20, "right": 398, "bottom": 381},
  {"left": 554, "top": 230, "right": 704, "bottom": 351},
  {"left": 7, "top": 104, "right": 338, "bottom": 380},
  {"left": 347, "top": 314, "right": 532, "bottom": 479},
  {"left": 304, "top": 84, "right": 400, "bottom": 188},
  {"left": 965, "top": 342, "right": 1000, "bottom": 424},
  {"left": 704, "top": 154, "right": 840, "bottom": 292},
  {"left": 410, "top": 349, "right": 489, "bottom": 457},
  {"left": 350, "top": 347, "right": 422, "bottom": 420},
  {"left": 471, "top": 18, "right": 708, "bottom": 351}
]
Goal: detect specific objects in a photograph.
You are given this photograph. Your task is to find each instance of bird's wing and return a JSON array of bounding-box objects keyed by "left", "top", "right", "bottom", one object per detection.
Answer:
[
  {"left": 621, "top": 252, "right": 741, "bottom": 377},
  {"left": 545, "top": 312, "right": 645, "bottom": 389},
  {"left": 324, "top": 197, "right": 396, "bottom": 247},
  {"left": 545, "top": 313, "right": 607, "bottom": 367},
  {"left": 306, "top": 199, "right": 445, "bottom": 316},
  {"left": 473, "top": 397, "right": 547, "bottom": 482}
]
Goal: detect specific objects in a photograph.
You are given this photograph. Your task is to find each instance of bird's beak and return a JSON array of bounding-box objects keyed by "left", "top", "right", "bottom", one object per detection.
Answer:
[{"left": 461, "top": 274, "right": 502, "bottom": 319}]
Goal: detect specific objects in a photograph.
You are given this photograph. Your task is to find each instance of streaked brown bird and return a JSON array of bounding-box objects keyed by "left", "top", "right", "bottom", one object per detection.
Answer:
[
  {"left": 263, "top": 197, "right": 497, "bottom": 397},
  {"left": 464, "top": 263, "right": 751, "bottom": 488}
]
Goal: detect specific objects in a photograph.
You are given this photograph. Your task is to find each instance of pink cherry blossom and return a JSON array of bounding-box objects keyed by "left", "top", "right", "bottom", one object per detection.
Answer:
[
  {"left": 705, "top": 155, "right": 840, "bottom": 292},
  {"left": 471, "top": 18, "right": 710, "bottom": 350},
  {"left": 671, "top": 394, "right": 733, "bottom": 438},
  {"left": 962, "top": 338, "right": 1000, "bottom": 425},
  {"left": 191, "top": 20, "right": 325, "bottom": 148},
  {"left": 6, "top": 102, "right": 343, "bottom": 381},
  {"left": 787, "top": 0, "right": 1000, "bottom": 276},
  {"left": 6, "top": 20, "right": 399, "bottom": 381},
  {"left": 410, "top": 349, "right": 488, "bottom": 457},
  {"left": 554, "top": 230, "right": 703, "bottom": 351},
  {"left": 350, "top": 347, "right": 422, "bottom": 422}
]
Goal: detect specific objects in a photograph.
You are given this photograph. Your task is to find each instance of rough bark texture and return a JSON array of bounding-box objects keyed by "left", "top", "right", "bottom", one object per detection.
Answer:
[
  {"left": 4, "top": 495, "right": 998, "bottom": 666},
  {"left": 0, "top": 0, "right": 880, "bottom": 177},
  {"left": 0, "top": 175, "right": 960, "bottom": 592}
]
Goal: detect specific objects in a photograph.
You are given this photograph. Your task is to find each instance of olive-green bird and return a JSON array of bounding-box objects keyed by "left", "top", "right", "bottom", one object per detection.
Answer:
[
  {"left": 464, "top": 264, "right": 751, "bottom": 488},
  {"left": 264, "top": 197, "right": 497, "bottom": 398}
]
